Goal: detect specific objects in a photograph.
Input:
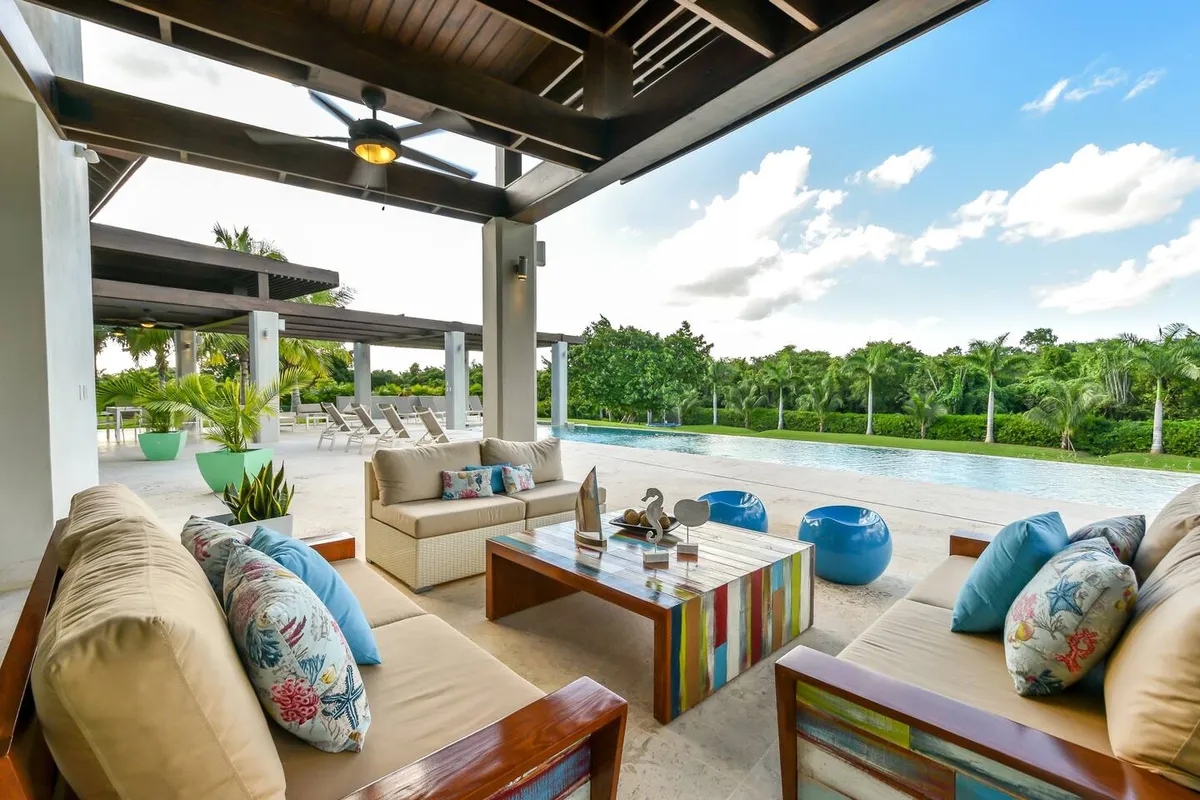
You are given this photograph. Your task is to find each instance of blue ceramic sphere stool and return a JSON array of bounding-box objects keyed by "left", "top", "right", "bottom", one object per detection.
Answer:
[
  {"left": 798, "top": 506, "right": 892, "bottom": 585},
  {"left": 699, "top": 491, "right": 768, "bottom": 533}
]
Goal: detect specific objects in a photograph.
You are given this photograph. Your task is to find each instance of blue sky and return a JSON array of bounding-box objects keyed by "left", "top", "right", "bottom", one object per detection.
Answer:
[{"left": 91, "top": 0, "right": 1200, "bottom": 369}]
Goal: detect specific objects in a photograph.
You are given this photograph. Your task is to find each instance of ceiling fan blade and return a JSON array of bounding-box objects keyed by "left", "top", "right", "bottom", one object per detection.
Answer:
[
  {"left": 245, "top": 130, "right": 350, "bottom": 146},
  {"left": 399, "top": 146, "right": 477, "bottom": 180},
  {"left": 395, "top": 109, "right": 475, "bottom": 141},
  {"left": 308, "top": 89, "right": 357, "bottom": 127}
]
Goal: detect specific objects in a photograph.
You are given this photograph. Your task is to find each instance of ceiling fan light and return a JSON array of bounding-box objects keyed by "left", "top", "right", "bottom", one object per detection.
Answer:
[
  {"left": 139, "top": 317, "right": 156, "bottom": 328},
  {"left": 354, "top": 141, "right": 397, "bottom": 165}
]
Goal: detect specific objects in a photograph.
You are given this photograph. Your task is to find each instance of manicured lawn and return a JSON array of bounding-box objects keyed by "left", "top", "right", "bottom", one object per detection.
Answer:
[{"left": 552, "top": 419, "right": 1200, "bottom": 474}]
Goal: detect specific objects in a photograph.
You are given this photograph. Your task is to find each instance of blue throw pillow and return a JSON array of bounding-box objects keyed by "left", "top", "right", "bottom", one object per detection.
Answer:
[
  {"left": 951, "top": 511, "right": 1069, "bottom": 633},
  {"left": 249, "top": 526, "right": 380, "bottom": 665},
  {"left": 466, "top": 463, "right": 510, "bottom": 494}
]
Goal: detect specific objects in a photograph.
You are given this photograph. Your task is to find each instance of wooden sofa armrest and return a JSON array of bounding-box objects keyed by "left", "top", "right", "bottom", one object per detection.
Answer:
[
  {"left": 343, "top": 677, "right": 627, "bottom": 800},
  {"left": 307, "top": 532, "right": 356, "bottom": 562},
  {"left": 950, "top": 528, "right": 993, "bottom": 558},
  {"left": 776, "top": 646, "right": 1194, "bottom": 800}
]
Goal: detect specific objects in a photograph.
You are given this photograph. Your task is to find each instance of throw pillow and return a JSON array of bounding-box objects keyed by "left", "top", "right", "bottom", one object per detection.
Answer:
[
  {"left": 249, "top": 526, "right": 380, "bottom": 666},
  {"left": 951, "top": 511, "right": 1069, "bottom": 633},
  {"left": 1068, "top": 515, "right": 1145, "bottom": 565},
  {"left": 1004, "top": 538, "right": 1137, "bottom": 696},
  {"left": 502, "top": 464, "right": 536, "bottom": 494},
  {"left": 441, "top": 469, "right": 493, "bottom": 500},
  {"left": 466, "top": 462, "right": 510, "bottom": 494},
  {"left": 1133, "top": 483, "right": 1200, "bottom": 583},
  {"left": 182, "top": 516, "right": 250, "bottom": 595},
  {"left": 224, "top": 544, "right": 371, "bottom": 753}
]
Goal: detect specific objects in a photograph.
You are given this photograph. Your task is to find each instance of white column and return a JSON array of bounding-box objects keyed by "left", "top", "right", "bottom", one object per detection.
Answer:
[
  {"left": 353, "top": 341, "right": 371, "bottom": 415},
  {"left": 444, "top": 331, "right": 467, "bottom": 430},
  {"left": 175, "top": 330, "right": 197, "bottom": 376},
  {"left": 0, "top": 92, "right": 95, "bottom": 587},
  {"left": 248, "top": 310, "right": 279, "bottom": 444},
  {"left": 482, "top": 218, "right": 537, "bottom": 441},
  {"left": 551, "top": 341, "right": 568, "bottom": 427}
]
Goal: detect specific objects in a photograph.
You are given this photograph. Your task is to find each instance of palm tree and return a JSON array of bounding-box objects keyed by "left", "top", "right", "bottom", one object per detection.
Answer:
[
  {"left": 121, "top": 326, "right": 174, "bottom": 384},
  {"left": 1124, "top": 324, "right": 1200, "bottom": 454},
  {"left": 1025, "top": 379, "right": 1105, "bottom": 451},
  {"left": 707, "top": 358, "right": 735, "bottom": 425},
  {"left": 724, "top": 377, "right": 766, "bottom": 428},
  {"left": 212, "top": 223, "right": 287, "bottom": 261},
  {"left": 1086, "top": 340, "right": 1135, "bottom": 410},
  {"left": 844, "top": 342, "right": 896, "bottom": 435},
  {"left": 966, "top": 332, "right": 1020, "bottom": 444},
  {"left": 904, "top": 389, "right": 946, "bottom": 439},
  {"left": 797, "top": 365, "right": 842, "bottom": 433},
  {"left": 759, "top": 356, "right": 795, "bottom": 430}
]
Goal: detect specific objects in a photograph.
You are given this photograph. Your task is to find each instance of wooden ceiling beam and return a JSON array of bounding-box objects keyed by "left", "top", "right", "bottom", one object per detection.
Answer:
[
  {"left": 0, "top": 0, "right": 60, "bottom": 133},
  {"left": 54, "top": 79, "right": 510, "bottom": 221},
  {"left": 470, "top": 0, "right": 591, "bottom": 51},
  {"left": 582, "top": 35, "right": 633, "bottom": 118},
  {"left": 524, "top": 1, "right": 608, "bottom": 35},
  {"left": 673, "top": 0, "right": 790, "bottom": 57},
  {"left": 768, "top": 0, "right": 824, "bottom": 30}
]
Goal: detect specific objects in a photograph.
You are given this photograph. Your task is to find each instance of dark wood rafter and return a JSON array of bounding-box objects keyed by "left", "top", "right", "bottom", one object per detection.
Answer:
[
  {"left": 470, "top": 0, "right": 591, "bottom": 51},
  {"left": 673, "top": 0, "right": 791, "bottom": 57},
  {"left": 495, "top": 147, "right": 523, "bottom": 186},
  {"left": 88, "top": 150, "right": 145, "bottom": 217},
  {"left": 0, "top": 0, "right": 60, "bottom": 132},
  {"left": 582, "top": 34, "right": 633, "bottom": 118},
  {"left": 768, "top": 0, "right": 824, "bottom": 30}
]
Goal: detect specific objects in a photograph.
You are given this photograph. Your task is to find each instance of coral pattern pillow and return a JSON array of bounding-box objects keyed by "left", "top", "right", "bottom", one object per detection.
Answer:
[
  {"left": 224, "top": 544, "right": 371, "bottom": 752},
  {"left": 182, "top": 515, "right": 250, "bottom": 595},
  {"left": 1004, "top": 538, "right": 1137, "bottom": 697},
  {"left": 502, "top": 464, "right": 536, "bottom": 494},
  {"left": 1069, "top": 515, "right": 1145, "bottom": 565},
  {"left": 441, "top": 469, "right": 493, "bottom": 500}
]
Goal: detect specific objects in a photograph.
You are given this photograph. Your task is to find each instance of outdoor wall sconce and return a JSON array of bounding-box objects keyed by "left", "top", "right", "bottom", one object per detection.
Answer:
[{"left": 515, "top": 255, "right": 529, "bottom": 281}]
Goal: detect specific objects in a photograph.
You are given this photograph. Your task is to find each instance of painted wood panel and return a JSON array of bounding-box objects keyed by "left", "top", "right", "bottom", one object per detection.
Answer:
[
  {"left": 796, "top": 683, "right": 911, "bottom": 749},
  {"left": 911, "top": 730, "right": 1079, "bottom": 800},
  {"left": 954, "top": 773, "right": 1022, "bottom": 800},
  {"left": 489, "top": 738, "right": 591, "bottom": 800},
  {"left": 799, "top": 742, "right": 916, "bottom": 800}
]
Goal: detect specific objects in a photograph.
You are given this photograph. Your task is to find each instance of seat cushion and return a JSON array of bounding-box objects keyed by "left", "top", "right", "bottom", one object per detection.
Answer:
[
  {"left": 512, "top": 479, "right": 589, "bottom": 519},
  {"left": 372, "top": 495, "right": 525, "bottom": 539},
  {"left": 33, "top": 487, "right": 286, "bottom": 799},
  {"left": 332, "top": 558, "right": 426, "bottom": 628},
  {"left": 481, "top": 437, "right": 564, "bottom": 483},
  {"left": 57, "top": 482, "right": 164, "bottom": 568},
  {"left": 905, "top": 555, "right": 976, "bottom": 610},
  {"left": 372, "top": 440, "right": 483, "bottom": 504},
  {"left": 274, "top": 615, "right": 544, "bottom": 800},
  {"left": 839, "top": 599, "right": 1112, "bottom": 756},
  {"left": 1134, "top": 483, "right": 1200, "bottom": 583},
  {"left": 1106, "top": 525, "right": 1200, "bottom": 790}
]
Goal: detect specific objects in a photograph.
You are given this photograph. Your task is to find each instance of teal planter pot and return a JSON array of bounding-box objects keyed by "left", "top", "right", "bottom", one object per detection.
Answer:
[
  {"left": 138, "top": 431, "right": 187, "bottom": 461},
  {"left": 194, "top": 448, "right": 274, "bottom": 493}
]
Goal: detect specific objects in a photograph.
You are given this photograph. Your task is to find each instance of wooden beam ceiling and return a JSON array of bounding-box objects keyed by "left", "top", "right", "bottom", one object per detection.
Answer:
[
  {"left": 471, "top": 0, "right": 591, "bottom": 51},
  {"left": 674, "top": 0, "right": 791, "bottom": 57},
  {"left": 768, "top": 0, "right": 825, "bottom": 30}
]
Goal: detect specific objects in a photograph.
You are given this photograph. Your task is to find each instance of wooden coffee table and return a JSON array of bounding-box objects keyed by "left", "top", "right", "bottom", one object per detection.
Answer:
[{"left": 486, "top": 515, "right": 814, "bottom": 723}]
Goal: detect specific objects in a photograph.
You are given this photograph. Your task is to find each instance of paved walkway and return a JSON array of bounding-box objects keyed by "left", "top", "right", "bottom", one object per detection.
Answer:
[{"left": 96, "top": 428, "right": 1130, "bottom": 800}]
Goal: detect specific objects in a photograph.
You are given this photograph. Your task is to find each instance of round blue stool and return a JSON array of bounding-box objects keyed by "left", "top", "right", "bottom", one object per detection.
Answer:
[
  {"left": 799, "top": 506, "right": 892, "bottom": 585},
  {"left": 699, "top": 491, "right": 768, "bottom": 532}
]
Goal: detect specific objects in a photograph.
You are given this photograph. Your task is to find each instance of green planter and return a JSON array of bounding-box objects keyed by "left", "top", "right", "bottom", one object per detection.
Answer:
[
  {"left": 138, "top": 431, "right": 187, "bottom": 461},
  {"left": 194, "top": 448, "right": 274, "bottom": 493}
]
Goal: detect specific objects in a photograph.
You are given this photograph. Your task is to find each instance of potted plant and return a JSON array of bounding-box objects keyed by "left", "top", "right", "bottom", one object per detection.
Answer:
[
  {"left": 96, "top": 372, "right": 187, "bottom": 461},
  {"left": 209, "top": 461, "right": 296, "bottom": 536},
  {"left": 147, "top": 369, "right": 305, "bottom": 492}
]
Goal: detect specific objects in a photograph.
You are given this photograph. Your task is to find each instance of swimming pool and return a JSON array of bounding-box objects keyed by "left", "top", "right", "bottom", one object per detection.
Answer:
[{"left": 546, "top": 424, "right": 1197, "bottom": 514}]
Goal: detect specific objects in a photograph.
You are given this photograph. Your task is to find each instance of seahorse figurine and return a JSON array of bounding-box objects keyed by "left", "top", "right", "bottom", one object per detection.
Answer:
[{"left": 642, "top": 488, "right": 665, "bottom": 548}]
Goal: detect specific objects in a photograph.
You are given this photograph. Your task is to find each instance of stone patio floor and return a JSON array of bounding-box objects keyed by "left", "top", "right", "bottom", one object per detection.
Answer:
[{"left": 92, "top": 427, "right": 1131, "bottom": 800}]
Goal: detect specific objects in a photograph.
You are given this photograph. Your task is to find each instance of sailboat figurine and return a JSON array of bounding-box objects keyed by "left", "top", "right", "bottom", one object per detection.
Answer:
[
  {"left": 642, "top": 488, "right": 670, "bottom": 567},
  {"left": 574, "top": 467, "right": 605, "bottom": 550},
  {"left": 673, "top": 498, "right": 709, "bottom": 557}
]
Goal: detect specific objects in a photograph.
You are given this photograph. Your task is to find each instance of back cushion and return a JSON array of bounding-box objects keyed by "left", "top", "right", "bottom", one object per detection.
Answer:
[
  {"left": 481, "top": 437, "right": 564, "bottom": 483},
  {"left": 32, "top": 486, "right": 286, "bottom": 799},
  {"left": 372, "top": 440, "right": 482, "bottom": 504},
  {"left": 57, "top": 483, "right": 162, "bottom": 568},
  {"left": 1106, "top": 525, "right": 1200, "bottom": 790},
  {"left": 1134, "top": 483, "right": 1200, "bottom": 583}
]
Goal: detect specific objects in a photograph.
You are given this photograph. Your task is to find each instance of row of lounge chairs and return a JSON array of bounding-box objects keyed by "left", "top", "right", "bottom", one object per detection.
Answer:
[{"left": 317, "top": 403, "right": 451, "bottom": 453}]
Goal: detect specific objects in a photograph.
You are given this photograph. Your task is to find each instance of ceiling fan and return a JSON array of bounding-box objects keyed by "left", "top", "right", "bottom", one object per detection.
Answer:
[
  {"left": 109, "top": 310, "right": 185, "bottom": 330},
  {"left": 245, "top": 86, "right": 478, "bottom": 191}
]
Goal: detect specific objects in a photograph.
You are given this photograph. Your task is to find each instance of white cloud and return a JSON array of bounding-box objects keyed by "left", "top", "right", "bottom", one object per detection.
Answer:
[
  {"left": 1063, "top": 67, "right": 1126, "bottom": 102},
  {"left": 815, "top": 189, "right": 848, "bottom": 210},
  {"left": 849, "top": 147, "right": 934, "bottom": 189},
  {"left": 1022, "top": 78, "right": 1069, "bottom": 113},
  {"left": 1125, "top": 69, "right": 1165, "bottom": 100},
  {"left": 1039, "top": 220, "right": 1200, "bottom": 313},
  {"left": 909, "top": 190, "right": 1009, "bottom": 264},
  {"left": 688, "top": 199, "right": 699, "bottom": 210}
]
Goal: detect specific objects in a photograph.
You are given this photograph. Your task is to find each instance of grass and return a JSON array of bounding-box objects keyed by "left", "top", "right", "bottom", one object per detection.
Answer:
[{"left": 551, "top": 419, "right": 1200, "bottom": 474}]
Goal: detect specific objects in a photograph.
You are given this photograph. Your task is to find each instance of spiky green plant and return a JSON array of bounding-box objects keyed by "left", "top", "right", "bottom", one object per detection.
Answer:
[
  {"left": 95, "top": 371, "right": 182, "bottom": 433},
  {"left": 904, "top": 389, "right": 947, "bottom": 440},
  {"left": 222, "top": 461, "right": 294, "bottom": 523},
  {"left": 1024, "top": 379, "right": 1105, "bottom": 451}
]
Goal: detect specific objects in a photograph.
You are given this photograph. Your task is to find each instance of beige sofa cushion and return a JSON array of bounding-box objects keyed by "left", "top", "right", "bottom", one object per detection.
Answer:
[
  {"left": 511, "top": 479, "right": 607, "bottom": 518},
  {"left": 33, "top": 487, "right": 285, "bottom": 800},
  {"left": 1134, "top": 483, "right": 1200, "bottom": 583},
  {"left": 1106, "top": 525, "right": 1200, "bottom": 790},
  {"left": 839, "top": 599, "right": 1111, "bottom": 756},
  {"left": 372, "top": 440, "right": 483, "bottom": 504},
  {"left": 274, "top": 615, "right": 544, "bottom": 800},
  {"left": 904, "top": 554, "right": 975, "bottom": 610},
  {"left": 57, "top": 482, "right": 163, "bottom": 568},
  {"left": 332, "top": 557, "right": 426, "bottom": 627},
  {"left": 372, "top": 495, "right": 525, "bottom": 539},
  {"left": 481, "top": 437, "right": 564, "bottom": 483}
]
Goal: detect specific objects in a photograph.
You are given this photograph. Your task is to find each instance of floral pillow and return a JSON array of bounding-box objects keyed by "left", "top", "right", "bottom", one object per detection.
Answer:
[
  {"left": 441, "top": 469, "right": 493, "bottom": 500},
  {"left": 223, "top": 544, "right": 371, "bottom": 752},
  {"left": 1068, "top": 515, "right": 1146, "bottom": 565},
  {"left": 501, "top": 464, "right": 535, "bottom": 494},
  {"left": 1004, "top": 538, "right": 1137, "bottom": 697},
  {"left": 182, "top": 515, "right": 250, "bottom": 595}
]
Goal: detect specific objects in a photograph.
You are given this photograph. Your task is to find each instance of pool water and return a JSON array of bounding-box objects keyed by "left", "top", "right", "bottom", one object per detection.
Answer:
[{"left": 546, "top": 424, "right": 1197, "bottom": 514}]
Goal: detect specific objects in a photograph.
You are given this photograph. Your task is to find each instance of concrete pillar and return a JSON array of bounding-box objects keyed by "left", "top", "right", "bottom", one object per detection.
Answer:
[
  {"left": 175, "top": 330, "right": 197, "bottom": 376},
  {"left": 353, "top": 341, "right": 371, "bottom": 415},
  {"left": 550, "top": 341, "right": 568, "bottom": 427},
  {"left": 444, "top": 331, "right": 467, "bottom": 430},
  {"left": 0, "top": 72, "right": 96, "bottom": 585},
  {"left": 482, "top": 218, "right": 537, "bottom": 441},
  {"left": 248, "top": 310, "right": 279, "bottom": 444}
]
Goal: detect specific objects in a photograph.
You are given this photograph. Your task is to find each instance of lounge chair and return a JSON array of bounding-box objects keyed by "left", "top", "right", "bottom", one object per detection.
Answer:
[
  {"left": 296, "top": 402, "right": 329, "bottom": 430},
  {"left": 415, "top": 406, "right": 451, "bottom": 444},
  {"left": 379, "top": 404, "right": 418, "bottom": 450},
  {"left": 467, "top": 395, "right": 484, "bottom": 426},
  {"left": 318, "top": 403, "right": 355, "bottom": 450},
  {"left": 348, "top": 405, "right": 386, "bottom": 453}
]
